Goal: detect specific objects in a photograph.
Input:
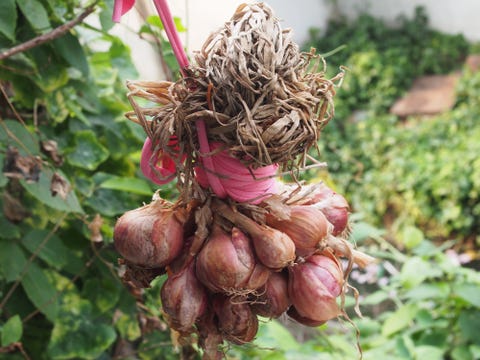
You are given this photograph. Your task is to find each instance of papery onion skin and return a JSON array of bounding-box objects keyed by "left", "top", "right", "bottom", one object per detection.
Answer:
[
  {"left": 288, "top": 252, "right": 344, "bottom": 322},
  {"left": 308, "top": 184, "right": 350, "bottom": 236},
  {"left": 161, "top": 261, "right": 208, "bottom": 333},
  {"left": 113, "top": 200, "right": 184, "bottom": 268},
  {"left": 248, "top": 224, "right": 296, "bottom": 270},
  {"left": 266, "top": 205, "right": 329, "bottom": 256}
]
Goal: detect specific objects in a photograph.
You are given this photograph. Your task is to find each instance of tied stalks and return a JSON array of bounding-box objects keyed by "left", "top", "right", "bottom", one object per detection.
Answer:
[{"left": 127, "top": 2, "right": 343, "bottom": 197}]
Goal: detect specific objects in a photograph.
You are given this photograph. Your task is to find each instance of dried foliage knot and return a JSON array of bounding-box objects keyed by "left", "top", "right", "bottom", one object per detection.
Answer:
[{"left": 126, "top": 3, "right": 343, "bottom": 192}]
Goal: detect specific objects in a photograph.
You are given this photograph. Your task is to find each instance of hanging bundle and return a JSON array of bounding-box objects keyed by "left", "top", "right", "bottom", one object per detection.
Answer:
[{"left": 113, "top": 2, "right": 373, "bottom": 359}]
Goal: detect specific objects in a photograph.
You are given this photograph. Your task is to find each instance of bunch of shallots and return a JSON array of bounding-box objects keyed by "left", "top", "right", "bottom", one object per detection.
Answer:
[
  {"left": 114, "top": 4, "right": 374, "bottom": 358},
  {"left": 113, "top": 182, "right": 373, "bottom": 359}
]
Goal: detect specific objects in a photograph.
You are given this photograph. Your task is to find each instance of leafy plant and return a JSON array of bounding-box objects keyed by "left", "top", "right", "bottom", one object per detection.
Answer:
[
  {"left": 306, "top": 6, "right": 469, "bottom": 114},
  {"left": 0, "top": 1, "right": 180, "bottom": 358},
  {"left": 228, "top": 222, "right": 480, "bottom": 360},
  {"left": 306, "top": 7, "right": 478, "bottom": 241}
]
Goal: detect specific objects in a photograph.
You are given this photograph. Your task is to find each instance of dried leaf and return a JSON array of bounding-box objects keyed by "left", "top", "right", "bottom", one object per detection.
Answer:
[
  {"left": 3, "top": 146, "right": 42, "bottom": 182},
  {"left": 50, "top": 172, "right": 70, "bottom": 200},
  {"left": 41, "top": 140, "right": 63, "bottom": 166},
  {"left": 87, "top": 213, "right": 103, "bottom": 243}
]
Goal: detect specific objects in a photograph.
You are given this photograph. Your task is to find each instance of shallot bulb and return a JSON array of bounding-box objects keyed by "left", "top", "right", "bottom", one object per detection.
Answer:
[
  {"left": 160, "top": 261, "right": 208, "bottom": 333},
  {"left": 252, "top": 271, "right": 290, "bottom": 318},
  {"left": 113, "top": 199, "right": 185, "bottom": 268},
  {"left": 308, "top": 183, "right": 350, "bottom": 236},
  {"left": 287, "top": 306, "right": 326, "bottom": 327},
  {"left": 213, "top": 295, "right": 258, "bottom": 345},
  {"left": 288, "top": 251, "right": 344, "bottom": 323},
  {"left": 211, "top": 200, "right": 296, "bottom": 270},
  {"left": 266, "top": 205, "right": 329, "bottom": 257},
  {"left": 196, "top": 225, "right": 269, "bottom": 293}
]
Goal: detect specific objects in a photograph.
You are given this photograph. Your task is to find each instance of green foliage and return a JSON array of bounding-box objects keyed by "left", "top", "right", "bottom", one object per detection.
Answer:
[
  {"left": 306, "top": 6, "right": 469, "bottom": 114},
  {"left": 1, "top": 315, "right": 23, "bottom": 347},
  {"left": 318, "top": 71, "right": 480, "bottom": 240},
  {"left": 230, "top": 223, "right": 480, "bottom": 360},
  {"left": 0, "top": 1, "right": 179, "bottom": 358},
  {"left": 307, "top": 7, "right": 478, "bottom": 240}
]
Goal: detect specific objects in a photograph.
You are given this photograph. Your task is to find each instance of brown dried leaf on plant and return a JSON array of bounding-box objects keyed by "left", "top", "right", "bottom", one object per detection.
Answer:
[{"left": 3, "top": 146, "right": 42, "bottom": 182}]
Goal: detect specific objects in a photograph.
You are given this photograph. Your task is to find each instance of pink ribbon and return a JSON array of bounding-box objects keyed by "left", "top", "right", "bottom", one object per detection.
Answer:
[{"left": 112, "top": 0, "right": 135, "bottom": 22}]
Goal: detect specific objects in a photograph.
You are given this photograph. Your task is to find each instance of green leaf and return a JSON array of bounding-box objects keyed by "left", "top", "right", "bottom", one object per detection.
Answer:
[
  {"left": 362, "top": 290, "right": 389, "bottom": 305},
  {"left": 48, "top": 300, "right": 117, "bottom": 359},
  {"left": 0, "top": 119, "right": 39, "bottom": 155},
  {"left": 146, "top": 15, "right": 164, "bottom": 30},
  {"left": 82, "top": 278, "right": 120, "bottom": 314},
  {"left": 0, "top": 154, "right": 8, "bottom": 187},
  {"left": 400, "top": 257, "right": 441, "bottom": 289},
  {"left": 413, "top": 345, "right": 445, "bottom": 360},
  {"left": 99, "top": 0, "right": 115, "bottom": 31},
  {"left": 1, "top": 315, "right": 23, "bottom": 346},
  {"left": 21, "top": 262, "right": 58, "bottom": 321},
  {"left": 255, "top": 320, "right": 300, "bottom": 352},
  {"left": 45, "top": 91, "right": 69, "bottom": 123},
  {"left": 114, "top": 312, "right": 141, "bottom": 341},
  {"left": 67, "top": 130, "right": 109, "bottom": 171},
  {"left": 173, "top": 16, "right": 186, "bottom": 32},
  {"left": 16, "top": 0, "right": 51, "bottom": 33},
  {"left": 349, "top": 221, "right": 385, "bottom": 243},
  {"left": 404, "top": 283, "right": 450, "bottom": 301},
  {"left": 22, "top": 230, "right": 70, "bottom": 270},
  {"left": 451, "top": 345, "right": 473, "bottom": 360},
  {"left": 458, "top": 310, "right": 480, "bottom": 344},
  {"left": 382, "top": 304, "right": 417, "bottom": 337},
  {"left": 34, "top": 66, "right": 69, "bottom": 93},
  {"left": 0, "top": 215, "right": 21, "bottom": 239},
  {"left": 52, "top": 32, "right": 89, "bottom": 76},
  {"left": 20, "top": 168, "right": 83, "bottom": 213},
  {"left": 0, "top": 0, "right": 17, "bottom": 40},
  {"left": 85, "top": 188, "right": 139, "bottom": 217},
  {"left": 401, "top": 225, "right": 424, "bottom": 249},
  {"left": 100, "top": 176, "right": 153, "bottom": 196},
  {"left": 453, "top": 283, "right": 480, "bottom": 308},
  {"left": 0, "top": 240, "right": 28, "bottom": 282}
]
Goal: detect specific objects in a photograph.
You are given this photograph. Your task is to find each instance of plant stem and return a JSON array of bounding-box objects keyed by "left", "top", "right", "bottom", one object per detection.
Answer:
[{"left": 0, "top": 2, "right": 98, "bottom": 61}]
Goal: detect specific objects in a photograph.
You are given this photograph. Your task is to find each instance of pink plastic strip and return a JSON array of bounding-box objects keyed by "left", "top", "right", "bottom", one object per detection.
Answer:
[
  {"left": 152, "top": 0, "right": 189, "bottom": 74},
  {"left": 112, "top": 0, "right": 135, "bottom": 22}
]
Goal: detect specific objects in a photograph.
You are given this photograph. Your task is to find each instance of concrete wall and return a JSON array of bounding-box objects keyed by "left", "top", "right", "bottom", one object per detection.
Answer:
[{"left": 114, "top": 0, "right": 479, "bottom": 80}]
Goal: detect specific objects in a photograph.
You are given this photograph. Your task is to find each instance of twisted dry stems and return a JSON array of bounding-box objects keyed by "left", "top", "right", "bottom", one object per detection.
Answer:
[{"left": 125, "top": 3, "right": 343, "bottom": 198}]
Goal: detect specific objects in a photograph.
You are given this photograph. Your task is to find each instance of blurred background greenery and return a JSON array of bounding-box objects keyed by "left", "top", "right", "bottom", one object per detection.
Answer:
[{"left": 0, "top": 1, "right": 479, "bottom": 359}]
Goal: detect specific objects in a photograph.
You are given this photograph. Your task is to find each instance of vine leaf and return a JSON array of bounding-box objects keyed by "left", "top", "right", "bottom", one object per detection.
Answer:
[
  {"left": 0, "top": 0, "right": 17, "bottom": 41},
  {"left": 21, "top": 168, "right": 83, "bottom": 214},
  {"left": 1, "top": 315, "right": 23, "bottom": 346},
  {"left": 0, "top": 241, "right": 27, "bottom": 282},
  {"left": 52, "top": 31, "right": 89, "bottom": 77},
  {"left": 67, "top": 130, "right": 109, "bottom": 171},
  {"left": 16, "top": 0, "right": 51, "bottom": 34},
  {"left": 22, "top": 229, "right": 71, "bottom": 271},
  {"left": 48, "top": 299, "right": 117, "bottom": 358},
  {"left": 21, "top": 262, "right": 58, "bottom": 321}
]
